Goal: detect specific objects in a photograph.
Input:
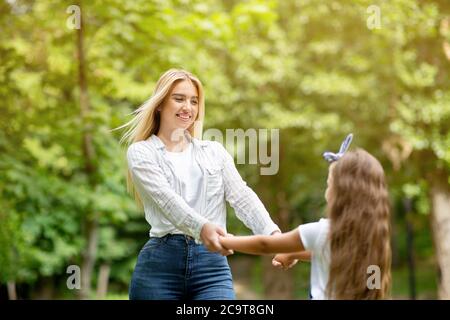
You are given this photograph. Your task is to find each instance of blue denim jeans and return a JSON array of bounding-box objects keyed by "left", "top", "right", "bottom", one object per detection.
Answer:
[{"left": 129, "top": 234, "right": 235, "bottom": 300}]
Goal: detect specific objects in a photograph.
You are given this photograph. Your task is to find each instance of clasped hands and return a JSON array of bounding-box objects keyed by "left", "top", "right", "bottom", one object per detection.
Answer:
[{"left": 200, "top": 223, "right": 299, "bottom": 270}]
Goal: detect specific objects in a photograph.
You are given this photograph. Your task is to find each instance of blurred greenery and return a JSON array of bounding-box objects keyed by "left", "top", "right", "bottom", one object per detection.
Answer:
[{"left": 1, "top": 0, "right": 449, "bottom": 299}]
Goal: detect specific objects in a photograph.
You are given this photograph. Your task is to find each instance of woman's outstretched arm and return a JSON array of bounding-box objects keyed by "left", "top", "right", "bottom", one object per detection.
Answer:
[
  {"left": 219, "top": 228, "right": 305, "bottom": 255},
  {"left": 213, "top": 142, "right": 280, "bottom": 236}
]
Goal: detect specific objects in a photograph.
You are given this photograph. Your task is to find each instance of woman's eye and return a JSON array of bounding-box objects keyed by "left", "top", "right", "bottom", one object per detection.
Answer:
[
  {"left": 175, "top": 98, "right": 183, "bottom": 102},
  {"left": 191, "top": 100, "right": 198, "bottom": 105}
]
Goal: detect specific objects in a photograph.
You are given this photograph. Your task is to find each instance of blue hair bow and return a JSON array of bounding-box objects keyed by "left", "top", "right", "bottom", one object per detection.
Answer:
[{"left": 323, "top": 133, "right": 353, "bottom": 163}]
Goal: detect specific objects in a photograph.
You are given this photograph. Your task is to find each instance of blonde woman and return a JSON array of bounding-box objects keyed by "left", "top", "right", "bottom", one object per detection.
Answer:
[{"left": 120, "top": 69, "right": 280, "bottom": 300}]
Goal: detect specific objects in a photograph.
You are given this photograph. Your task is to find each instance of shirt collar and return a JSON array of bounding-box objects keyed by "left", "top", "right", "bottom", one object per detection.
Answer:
[{"left": 148, "top": 134, "right": 165, "bottom": 150}]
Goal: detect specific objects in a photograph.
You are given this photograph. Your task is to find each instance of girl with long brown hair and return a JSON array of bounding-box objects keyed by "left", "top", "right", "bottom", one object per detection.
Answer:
[{"left": 220, "top": 138, "right": 392, "bottom": 299}]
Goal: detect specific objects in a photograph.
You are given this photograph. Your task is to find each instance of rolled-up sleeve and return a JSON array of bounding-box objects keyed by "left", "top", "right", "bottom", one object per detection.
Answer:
[
  {"left": 127, "top": 143, "right": 209, "bottom": 240},
  {"left": 214, "top": 142, "right": 280, "bottom": 235}
]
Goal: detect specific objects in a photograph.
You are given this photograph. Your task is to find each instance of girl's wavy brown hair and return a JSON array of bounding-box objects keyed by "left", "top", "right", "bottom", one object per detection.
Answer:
[{"left": 326, "top": 149, "right": 391, "bottom": 299}]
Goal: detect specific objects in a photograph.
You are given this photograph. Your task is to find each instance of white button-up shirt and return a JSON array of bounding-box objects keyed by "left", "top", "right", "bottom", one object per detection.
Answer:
[{"left": 126, "top": 132, "right": 280, "bottom": 242}]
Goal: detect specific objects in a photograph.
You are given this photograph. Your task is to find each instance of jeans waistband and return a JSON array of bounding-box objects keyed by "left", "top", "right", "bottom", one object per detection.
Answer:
[{"left": 156, "top": 233, "right": 196, "bottom": 243}]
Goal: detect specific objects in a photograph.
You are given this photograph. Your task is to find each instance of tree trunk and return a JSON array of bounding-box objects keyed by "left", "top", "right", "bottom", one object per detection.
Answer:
[
  {"left": 430, "top": 175, "right": 450, "bottom": 300},
  {"left": 76, "top": 1, "right": 98, "bottom": 300},
  {"left": 96, "top": 263, "right": 111, "bottom": 299},
  {"left": 80, "top": 218, "right": 98, "bottom": 299},
  {"left": 7, "top": 281, "right": 17, "bottom": 300}
]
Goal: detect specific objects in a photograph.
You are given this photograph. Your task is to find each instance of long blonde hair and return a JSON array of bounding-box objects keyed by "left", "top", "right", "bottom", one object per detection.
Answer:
[
  {"left": 117, "top": 69, "right": 205, "bottom": 206},
  {"left": 326, "top": 149, "right": 392, "bottom": 299}
]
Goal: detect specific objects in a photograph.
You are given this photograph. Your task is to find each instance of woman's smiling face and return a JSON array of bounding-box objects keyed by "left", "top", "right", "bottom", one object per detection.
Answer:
[{"left": 159, "top": 79, "right": 199, "bottom": 134}]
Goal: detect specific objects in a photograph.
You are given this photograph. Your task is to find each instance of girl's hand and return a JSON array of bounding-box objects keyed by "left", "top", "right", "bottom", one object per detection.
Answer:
[
  {"left": 218, "top": 233, "right": 235, "bottom": 252},
  {"left": 272, "top": 253, "right": 299, "bottom": 270}
]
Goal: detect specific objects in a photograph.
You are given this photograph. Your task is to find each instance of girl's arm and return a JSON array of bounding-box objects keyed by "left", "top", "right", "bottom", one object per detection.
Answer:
[{"left": 219, "top": 228, "right": 305, "bottom": 255}]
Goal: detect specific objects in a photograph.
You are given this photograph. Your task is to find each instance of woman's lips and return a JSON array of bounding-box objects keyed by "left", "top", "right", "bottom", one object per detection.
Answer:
[{"left": 176, "top": 113, "right": 192, "bottom": 121}]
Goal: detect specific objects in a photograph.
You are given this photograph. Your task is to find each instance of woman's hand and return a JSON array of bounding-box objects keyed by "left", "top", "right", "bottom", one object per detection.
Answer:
[
  {"left": 272, "top": 253, "right": 299, "bottom": 270},
  {"left": 200, "top": 222, "right": 234, "bottom": 256}
]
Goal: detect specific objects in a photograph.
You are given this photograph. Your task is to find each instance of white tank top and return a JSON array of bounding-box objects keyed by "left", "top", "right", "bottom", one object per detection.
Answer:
[{"left": 165, "top": 142, "right": 204, "bottom": 214}]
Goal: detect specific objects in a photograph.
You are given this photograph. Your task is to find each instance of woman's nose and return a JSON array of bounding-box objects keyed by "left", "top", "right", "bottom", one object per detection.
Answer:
[{"left": 182, "top": 101, "right": 193, "bottom": 110}]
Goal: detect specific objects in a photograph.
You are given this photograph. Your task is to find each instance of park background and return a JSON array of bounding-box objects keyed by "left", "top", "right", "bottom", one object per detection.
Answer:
[{"left": 0, "top": 0, "right": 449, "bottom": 300}]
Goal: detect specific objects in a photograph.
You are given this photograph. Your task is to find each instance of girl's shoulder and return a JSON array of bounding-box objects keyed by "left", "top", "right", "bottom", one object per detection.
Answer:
[
  {"left": 318, "top": 218, "right": 330, "bottom": 227},
  {"left": 301, "top": 218, "right": 330, "bottom": 233},
  {"left": 299, "top": 218, "right": 330, "bottom": 252},
  {"left": 317, "top": 218, "right": 331, "bottom": 238}
]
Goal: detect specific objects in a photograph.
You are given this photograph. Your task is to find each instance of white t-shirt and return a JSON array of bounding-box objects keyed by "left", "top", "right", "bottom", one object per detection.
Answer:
[
  {"left": 298, "top": 218, "right": 330, "bottom": 300},
  {"left": 165, "top": 142, "right": 204, "bottom": 215}
]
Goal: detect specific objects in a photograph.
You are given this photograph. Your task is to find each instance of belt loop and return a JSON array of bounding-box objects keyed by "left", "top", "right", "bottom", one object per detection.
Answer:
[{"left": 184, "top": 234, "right": 193, "bottom": 243}]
